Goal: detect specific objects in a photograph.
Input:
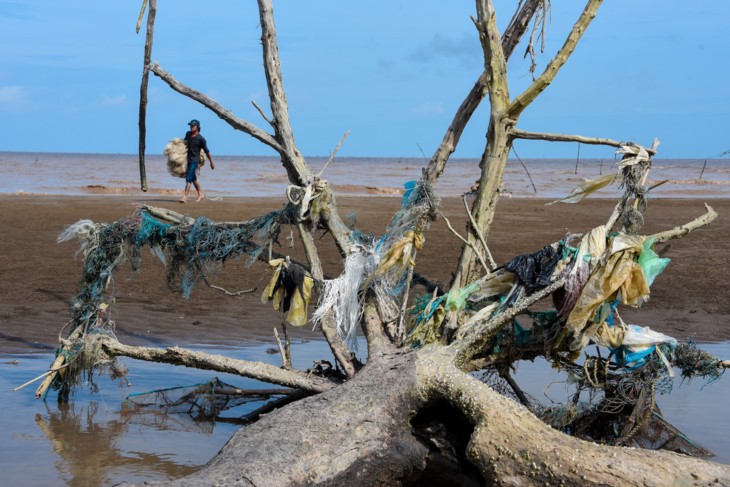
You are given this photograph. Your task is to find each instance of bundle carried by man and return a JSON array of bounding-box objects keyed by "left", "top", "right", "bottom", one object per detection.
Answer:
[{"left": 163, "top": 138, "right": 206, "bottom": 178}]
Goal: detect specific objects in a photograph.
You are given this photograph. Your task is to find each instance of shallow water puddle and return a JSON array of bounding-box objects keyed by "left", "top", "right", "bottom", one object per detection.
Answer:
[
  {"left": 0, "top": 341, "right": 331, "bottom": 486},
  {"left": 512, "top": 340, "right": 730, "bottom": 464},
  {"left": 1, "top": 340, "right": 728, "bottom": 485}
]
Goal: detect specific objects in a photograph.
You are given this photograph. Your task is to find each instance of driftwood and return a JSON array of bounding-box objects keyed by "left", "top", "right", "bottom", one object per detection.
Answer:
[{"left": 37, "top": 1, "right": 730, "bottom": 485}]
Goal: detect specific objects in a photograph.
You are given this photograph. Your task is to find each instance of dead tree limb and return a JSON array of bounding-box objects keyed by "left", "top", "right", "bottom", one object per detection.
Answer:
[
  {"left": 510, "top": 128, "right": 626, "bottom": 148},
  {"left": 99, "top": 337, "right": 335, "bottom": 393},
  {"left": 149, "top": 63, "right": 284, "bottom": 154},
  {"left": 425, "top": 0, "right": 543, "bottom": 184},
  {"left": 418, "top": 350, "right": 730, "bottom": 485},
  {"left": 463, "top": 195, "right": 496, "bottom": 270},
  {"left": 137, "top": 0, "right": 155, "bottom": 191},
  {"left": 508, "top": 0, "right": 604, "bottom": 119},
  {"left": 650, "top": 204, "right": 718, "bottom": 243},
  {"left": 453, "top": 0, "right": 605, "bottom": 288}
]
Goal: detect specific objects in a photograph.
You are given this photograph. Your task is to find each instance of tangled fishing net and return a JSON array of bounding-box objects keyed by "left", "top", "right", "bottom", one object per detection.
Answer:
[
  {"left": 51, "top": 204, "right": 299, "bottom": 395},
  {"left": 163, "top": 138, "right": 206, "bottom": 178},
  {"left": 313, "top": 179, "right": 440, "bottom": 348}
]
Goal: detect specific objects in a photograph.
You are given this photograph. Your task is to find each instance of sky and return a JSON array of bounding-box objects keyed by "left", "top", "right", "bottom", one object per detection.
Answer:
[{"left": 0, "top": 1, "right": 728, "bottom": 159}]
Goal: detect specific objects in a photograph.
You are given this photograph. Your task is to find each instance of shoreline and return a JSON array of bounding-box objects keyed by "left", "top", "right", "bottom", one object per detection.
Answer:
[{"left": 1, "top": 194, "right": 727, "bottom": 355}]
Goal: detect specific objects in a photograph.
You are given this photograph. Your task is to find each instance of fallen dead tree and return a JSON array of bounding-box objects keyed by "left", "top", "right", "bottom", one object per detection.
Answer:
[{"left": 30, "top": 0, "right": 730, "bottom": 485}]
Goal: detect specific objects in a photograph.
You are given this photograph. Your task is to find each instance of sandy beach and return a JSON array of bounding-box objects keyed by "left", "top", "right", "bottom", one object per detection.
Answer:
[{"left": 1, "top": 194, "right": 728, "bottom": 354}]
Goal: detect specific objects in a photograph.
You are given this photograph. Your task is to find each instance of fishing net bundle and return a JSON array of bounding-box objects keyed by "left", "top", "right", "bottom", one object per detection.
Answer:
[
  {"left": 472, "top": 331, "right": 721, "bottom": 458},
  {"left": 367, "top": 180, "right": 438, "bottom": 320},
  {"left": 616, "top": 144, "right": 652, "bottom": 234},
  {"left": 163, "top": 138, "right": 206, "bottom": 178},
  {"left": 166, "top": 205, "right": 297, "bottom": 298}
]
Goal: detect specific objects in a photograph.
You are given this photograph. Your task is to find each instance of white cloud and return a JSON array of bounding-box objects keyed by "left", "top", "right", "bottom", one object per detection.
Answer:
[
  {"left": 410, "top": 101, "right": 444, "bottom": 117},
  {"left": 0, "top": 84, "right": 36, "bottom": 113},
  {"left": 101, "top": 95, "right": 126, "bottom": 107},
  {"left": 0, "top": 85, "right": 25, "bottom": 104}
]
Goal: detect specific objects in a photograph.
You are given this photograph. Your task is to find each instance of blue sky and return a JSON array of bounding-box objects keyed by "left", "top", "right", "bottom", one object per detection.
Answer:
[{"left": 1, "top": 1, "right": 727, "bottom": 159}]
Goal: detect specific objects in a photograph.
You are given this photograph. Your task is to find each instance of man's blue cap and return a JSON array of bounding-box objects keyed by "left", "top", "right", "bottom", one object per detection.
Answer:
[{"left": 188, "top": 119, "right": 200, "bottom": 127}]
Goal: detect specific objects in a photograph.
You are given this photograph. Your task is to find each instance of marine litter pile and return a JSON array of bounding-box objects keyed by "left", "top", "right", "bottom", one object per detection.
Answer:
[{"left": 34, "top": 144, "right": 727, "bottom": 458}]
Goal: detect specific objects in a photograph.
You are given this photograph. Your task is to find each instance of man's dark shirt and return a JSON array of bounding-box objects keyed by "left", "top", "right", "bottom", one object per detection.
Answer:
[{"left": 184, "top": 131, "right": 210, "bottom": 165}]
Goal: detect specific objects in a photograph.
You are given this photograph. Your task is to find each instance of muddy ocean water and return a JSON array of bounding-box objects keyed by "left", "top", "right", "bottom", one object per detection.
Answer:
[
  {"left": 1, "top": 152, "right": 729, "bottom": 485},
  {"left": 1, "top": 151, "right": 729, "bottom": 199}
]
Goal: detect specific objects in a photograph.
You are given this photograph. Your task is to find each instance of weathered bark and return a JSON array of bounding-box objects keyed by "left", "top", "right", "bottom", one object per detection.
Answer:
[
  {"left": 137, "top": 0, "right": 155, "bottom": 192},
  {"left": 419, "top": 349, "right": 730, "bottom": 486},
  {"left": 453, "top": 0, "right": 605, "bottom": 288},
  {"left": 121, "top": 348, "right": 730, "bottom": 487},
  {"left": 101, "top": 337, "right": 335, "bottom": 393},
  {"left": 424, "top": 0, "right": 543, "bottom": 185},
  {"left": 129, "top": 352, "right": 431, "bottom": 487}
]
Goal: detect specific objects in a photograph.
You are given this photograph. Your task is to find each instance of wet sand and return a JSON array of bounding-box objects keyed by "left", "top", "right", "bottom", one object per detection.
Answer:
[{"left": 0, "top": 194, "right": 728, "bottom": 355}]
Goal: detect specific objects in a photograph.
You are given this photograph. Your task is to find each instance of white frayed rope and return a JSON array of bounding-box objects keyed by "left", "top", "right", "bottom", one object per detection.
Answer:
[{"left": 312, "top": 248, "right": 378, "bottom": 350}]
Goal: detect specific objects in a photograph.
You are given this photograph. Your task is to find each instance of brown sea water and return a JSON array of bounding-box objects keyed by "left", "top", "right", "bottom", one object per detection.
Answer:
[{"left": 1, "top": 151, "right": 728, "bottom": 199}]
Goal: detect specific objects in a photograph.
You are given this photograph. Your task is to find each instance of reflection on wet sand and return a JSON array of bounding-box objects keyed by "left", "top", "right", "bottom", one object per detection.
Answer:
[{"left": 35, "top": 401, "right": 198, "bottom": 486}]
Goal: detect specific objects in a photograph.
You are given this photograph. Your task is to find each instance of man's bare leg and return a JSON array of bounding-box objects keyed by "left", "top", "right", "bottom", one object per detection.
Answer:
[
  {"left": 180, "top": 182, "right": 191, "bottom": 203},
  {"left": 194, "top": 181, "right": 205, "bottom": 202}
]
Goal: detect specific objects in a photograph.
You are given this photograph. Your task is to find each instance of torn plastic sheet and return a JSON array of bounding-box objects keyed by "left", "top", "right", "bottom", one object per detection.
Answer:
[{"left": 504, "top": 242, "right": 563, "bottom": 294}]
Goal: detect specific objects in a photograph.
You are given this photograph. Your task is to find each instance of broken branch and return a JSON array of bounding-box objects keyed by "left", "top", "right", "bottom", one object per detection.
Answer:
[{"left": 101, "top": 337, "right": 335, "bottom": 393}]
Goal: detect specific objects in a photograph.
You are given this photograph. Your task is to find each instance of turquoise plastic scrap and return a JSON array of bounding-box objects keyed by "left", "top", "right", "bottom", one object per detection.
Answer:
[
  {"left": 445, "top": 282, "right": 480, "bottom": 312},
  {"left": 409, "top": 294, "right": 445, "bottom": 333},
  {"left": 401, "top": 180, "right": 418, "bottom": 207},
  {"left": 615, "top": 345, "right": 656, "bottom": 370},
  {"left": 638, "top": 237, "right": 670, "bottom": 286},
  {"left": 137, "top": 211, "right": 172, "bottom": 245}
]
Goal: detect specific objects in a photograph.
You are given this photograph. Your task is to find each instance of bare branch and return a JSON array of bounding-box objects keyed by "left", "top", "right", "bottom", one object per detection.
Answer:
[
  {"left": 273, "top": 326, "right": 291, "bottom": 369},
  {"left": 257, "top": 0, "right": 310, "bottom": 183},
  {"left": 137, "top": 0, "right": 156, "bottom": 192},
  {"left": 135, "top": 0, "right": 148, "bottom": 34},
  {"left": 318, "top": 130, "right": 350, "bottom": 178},
  {"left": 149, "top": 62, "right": 284, "bottom": 153},
  {"left": 510, "top": 128, "right": 625, "bottom": 148},
  {"left": 425, "top": 0, "right": 543, "bottom": 184},
  {"left": 439, "top": 210, "right": 490, "bottom": 274},
  {"left": 509, "top": 0, "right": 604, "bottom": 119},
  {"left": 463, "top": 195, "right": 497, "bottom": 270},
  {"left": 650, "top": 204, "right": 718, "bottom": 244},
  {"left": 101, "top": 337, "right": 334, "bottom": 393},
  {"left": 204, "top": 281, "right": 257, "bottom": 296},
  {"left": 252, "top": 99, "right": 274, "bottom": 126},
  {"left": 474, "top": 0, "right": 510, "bottom": 112}
]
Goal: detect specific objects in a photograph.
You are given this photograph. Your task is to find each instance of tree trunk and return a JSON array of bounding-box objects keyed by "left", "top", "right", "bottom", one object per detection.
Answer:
[
  {"left": 132, "top": 352, "right": 431, "bottom": 486},
  {"left": 123, "top": 348, "right": 730, "bottom": 487}
]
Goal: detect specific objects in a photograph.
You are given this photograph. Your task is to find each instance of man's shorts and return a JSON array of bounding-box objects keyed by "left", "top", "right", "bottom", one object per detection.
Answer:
[{"left": 185, "top": 162, "right": 199, "bottom": 183}]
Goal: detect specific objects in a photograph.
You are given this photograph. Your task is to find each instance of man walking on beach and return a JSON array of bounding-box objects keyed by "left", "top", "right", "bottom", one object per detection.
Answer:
[{"left": 181, "top": 119, "right": 215, "bottom": 203}]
